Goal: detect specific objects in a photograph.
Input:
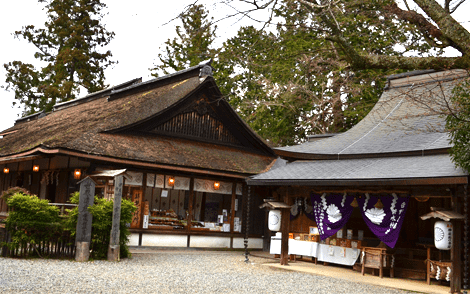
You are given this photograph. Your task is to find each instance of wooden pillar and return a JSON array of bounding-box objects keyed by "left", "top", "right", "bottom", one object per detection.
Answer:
[
  {"left": 108, "top": 175, "right": 124, "bottom": 261},
  {"left": 230, "top": 182, "right": 237, "bottom": 233},
  {"left": 187, "top": 178, "right": 194, "bottom": 248},
  {"left": 75, "top": 177, "right": 96, "bottom": 262},
  {"left": 139, "top": 173, "right": 147, "bottom": 229},
  {"left": 451, "top": 220, "right": 462, "bottom": 293},
  {"left": 451, "top": 192, "right": 462, "bottom": 293},
  {"left": 280, "top": 189, "right": 290, "bottom": 266}
]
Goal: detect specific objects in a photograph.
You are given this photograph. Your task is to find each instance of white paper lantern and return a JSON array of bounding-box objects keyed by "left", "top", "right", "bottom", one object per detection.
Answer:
[
  {"left": 434, "top": 221, "right": 452, "bottom": 250},
  {"left": 268, "top": 210, "right": 282, "bottom": 231}
]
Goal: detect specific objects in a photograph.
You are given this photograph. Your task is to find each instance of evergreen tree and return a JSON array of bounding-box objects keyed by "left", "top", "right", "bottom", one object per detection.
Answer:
[
  {"left": 150, "top": 4, "right": 217, "bottom": 77},
  {"left": 217, "top": 1, "right": 430, "bottom": 146},
  {"left": 3, "top": 0, "right": 115, "bottom": 115}
]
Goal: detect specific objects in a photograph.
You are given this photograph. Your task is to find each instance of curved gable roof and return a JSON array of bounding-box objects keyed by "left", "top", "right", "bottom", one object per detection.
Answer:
[{"left": 277, "top": 69, "right": 467, "bottom": 160}]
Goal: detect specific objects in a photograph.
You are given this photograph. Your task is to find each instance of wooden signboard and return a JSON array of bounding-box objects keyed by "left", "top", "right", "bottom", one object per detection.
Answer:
[
  {"left": 130, "top": 189, "right": 143, "bottom": 229},
  {"left": 143, "top": 200, "right": 149, "bottom": 229}
]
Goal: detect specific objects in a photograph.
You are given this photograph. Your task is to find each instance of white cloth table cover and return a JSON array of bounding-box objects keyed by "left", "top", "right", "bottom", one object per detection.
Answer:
[{"left": 270, "top": 238, "right": 361, "bottom": 266}]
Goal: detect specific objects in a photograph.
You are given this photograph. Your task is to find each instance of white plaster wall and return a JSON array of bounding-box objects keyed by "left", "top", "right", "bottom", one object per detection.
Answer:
[
  {"left": 128, "top": 234, "right": 264, "bottom": 249},
  {"left": 189, "top": 235, "right": 231, "bottom": 248},
  {"left": 232, "top": 238, "right": 263, "bottom": 249},
  {"left": 142, "top": 234, "right": 187, "bottom": 247},
  {"left": 129, "top": 233, "right": 140, "bottom": 246}
]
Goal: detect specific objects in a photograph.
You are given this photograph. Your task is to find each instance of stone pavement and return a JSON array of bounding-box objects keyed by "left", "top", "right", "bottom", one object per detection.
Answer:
[{"left": 249, "top": 251, "right": 451, "bottom": 294}]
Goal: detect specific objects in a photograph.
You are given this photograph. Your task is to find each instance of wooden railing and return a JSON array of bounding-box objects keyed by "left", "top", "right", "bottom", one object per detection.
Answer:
[{"left": 0, "top": 221, "right": 75, "bottom": 259}]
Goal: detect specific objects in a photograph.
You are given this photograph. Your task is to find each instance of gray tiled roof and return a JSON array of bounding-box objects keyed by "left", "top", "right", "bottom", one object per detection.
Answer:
[
  {"left": 249, "top": 154, "right": 466, "bottom": 182},
  {"left": 251, "top": 70, "right": 469, "bottom": 184},
  {"left": 278, "top": 70, "right": 467, "bottom": 157}
]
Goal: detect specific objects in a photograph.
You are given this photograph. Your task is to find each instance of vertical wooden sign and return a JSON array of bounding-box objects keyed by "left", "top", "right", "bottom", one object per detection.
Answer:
[
  {"left": 130, "top": 189, "right": 143, "bottom": 229},
  {"left": 75, "top": 177, "right": 96, "bottom": 262},
  {"left": 143, "top": 200, "right": 149, "bottom": 229},
  {"left": 108, "top": 175, "right": 123, "bottom": 261}
]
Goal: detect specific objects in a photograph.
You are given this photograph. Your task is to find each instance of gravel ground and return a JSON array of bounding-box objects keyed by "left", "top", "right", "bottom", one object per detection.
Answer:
[{"left": 0, "top": 250, "right": 412, "bottom": 294}]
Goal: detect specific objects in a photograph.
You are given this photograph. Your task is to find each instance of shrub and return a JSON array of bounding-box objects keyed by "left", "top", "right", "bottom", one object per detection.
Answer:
[
  {"left": 66, "top": 192, "right": 137, "bottom": 259},
  {"left": 1, "top": 187, "right": 33, "bottom": 203},
  {"left": 3, "top": 191, "right": 64, "bottom": 256}
]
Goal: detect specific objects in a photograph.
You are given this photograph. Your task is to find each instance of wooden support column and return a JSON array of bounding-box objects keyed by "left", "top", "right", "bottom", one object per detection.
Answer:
[
  {"left": 451, "top": 192, "right": 462, "bottom": 293},
  {"left": 280, "top": 190, "right": 291, "bottom": 266},
  {"left": 187, "top": 177, "right": 194, "bottom": 248},
  {"left": 230, "top": 182, "right": 237, "bottom": 233},
  {"left": 139, "top": 173, "right": 147, "bottom": 229}
]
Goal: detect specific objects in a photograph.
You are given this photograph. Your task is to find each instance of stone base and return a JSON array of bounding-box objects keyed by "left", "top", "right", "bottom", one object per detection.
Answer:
[
  {"left": 108, "top": 244, "right": 120, "bottom": 261},
  {"left": 75, "top": 241, "right": 90, "bottom": 262}
]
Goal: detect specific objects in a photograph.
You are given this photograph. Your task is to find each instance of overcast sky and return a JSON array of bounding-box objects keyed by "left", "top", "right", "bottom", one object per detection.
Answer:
[
  {"left": 0, "top": 0, "right": 263, "bottom": 132},
  {"left": 0, "top": 1, "right": 469, "bottom": 132}
]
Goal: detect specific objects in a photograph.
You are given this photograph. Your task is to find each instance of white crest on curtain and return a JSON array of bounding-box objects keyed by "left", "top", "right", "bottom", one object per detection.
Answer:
[
  {"left": 365, "top": 207, "right": 386, "bottom": 225},
  {"left": 327, "top": 204, "right": 342, "bottom": 223}
]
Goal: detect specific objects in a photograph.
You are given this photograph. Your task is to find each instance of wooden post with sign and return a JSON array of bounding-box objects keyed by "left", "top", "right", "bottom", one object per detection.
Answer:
[
  {"left": 75, "top": 177, "right": 96, "bottom": 262},
  {"left": 108, "top": 175, "right": 123, "bottom": 261}
]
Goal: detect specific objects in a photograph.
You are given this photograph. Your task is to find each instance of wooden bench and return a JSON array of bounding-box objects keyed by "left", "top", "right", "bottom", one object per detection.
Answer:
[{"left": 361, "top": 247, "right": 394, "bottom": 278}]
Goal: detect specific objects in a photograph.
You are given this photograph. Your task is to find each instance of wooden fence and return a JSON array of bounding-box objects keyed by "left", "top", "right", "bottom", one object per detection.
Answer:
[{"left": 0, "top": 222, "right": 76, "bottom": 259}]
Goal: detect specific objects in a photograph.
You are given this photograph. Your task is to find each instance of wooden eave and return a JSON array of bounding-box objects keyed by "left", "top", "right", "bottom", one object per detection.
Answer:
[
  {"left": 420, "top": 210, "right": 465, "bottom": 222},
  {"left": 246, "top": 176, "right": 468, "bottom": 187},
  {"left": 0, "top": 154, "right": 44, "bottom": 165},
  {"left": 274, "top": 147, "right": 451, "bottom": 161},
  {"left": 0, "top": 146, "right": 252, "bottom": 179},
  {"left": 259, "top": 201, "right": 292, "bottom": 210}
]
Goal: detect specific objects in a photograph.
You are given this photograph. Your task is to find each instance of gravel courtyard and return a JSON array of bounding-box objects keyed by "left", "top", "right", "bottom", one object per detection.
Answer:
[{"left": 0, "top": 250, "right": 411, "bottom": 294}]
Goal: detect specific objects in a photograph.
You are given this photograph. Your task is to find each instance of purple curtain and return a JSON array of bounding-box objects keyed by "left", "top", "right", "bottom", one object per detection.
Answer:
[
  {"left": 311, "top": 193, "right": 355, "bottom": 240},
  {"left": 357, "top": 193, "right": 410, "bottom": 248}
]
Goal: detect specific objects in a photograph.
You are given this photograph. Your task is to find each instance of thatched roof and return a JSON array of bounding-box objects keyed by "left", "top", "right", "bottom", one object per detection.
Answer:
[{"left": 0, "top": 62, "right": 275, "bottom": 176}]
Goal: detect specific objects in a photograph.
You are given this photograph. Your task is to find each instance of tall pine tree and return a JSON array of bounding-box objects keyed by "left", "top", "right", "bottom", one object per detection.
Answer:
[
  {"left": 3, "top": 0, "right": 115, "bottom": 115},
  {"left": 150, "top": 4, "right": 217, "bottom": 77}
]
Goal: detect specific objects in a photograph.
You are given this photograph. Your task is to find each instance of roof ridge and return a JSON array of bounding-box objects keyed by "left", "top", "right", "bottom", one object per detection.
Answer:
[{"left": 337, "top": 97, "right": 406, "bottom": 156}]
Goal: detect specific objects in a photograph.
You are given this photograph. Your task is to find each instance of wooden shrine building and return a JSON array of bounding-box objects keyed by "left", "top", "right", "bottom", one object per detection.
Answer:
[
  {"left": 247, "top": 69, "right": 469, "bottom": 293},
  {"left": 0, "top": 60, "right": 276, "bottom": 249}
]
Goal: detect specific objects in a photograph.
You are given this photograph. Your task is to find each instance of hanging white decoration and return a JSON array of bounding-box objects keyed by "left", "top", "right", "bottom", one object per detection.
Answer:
[
  {"left": 268, "top": 210, "right": 282, "bottom": 231},
  {"left": 434, "top": 221, "right": 452, "bottom": 250},
  {"left": 365, "top": 207, "right": 386, "bottom": 225},
  {"left": 327, "top": 204, "right": 342, "bottom": 223}
]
